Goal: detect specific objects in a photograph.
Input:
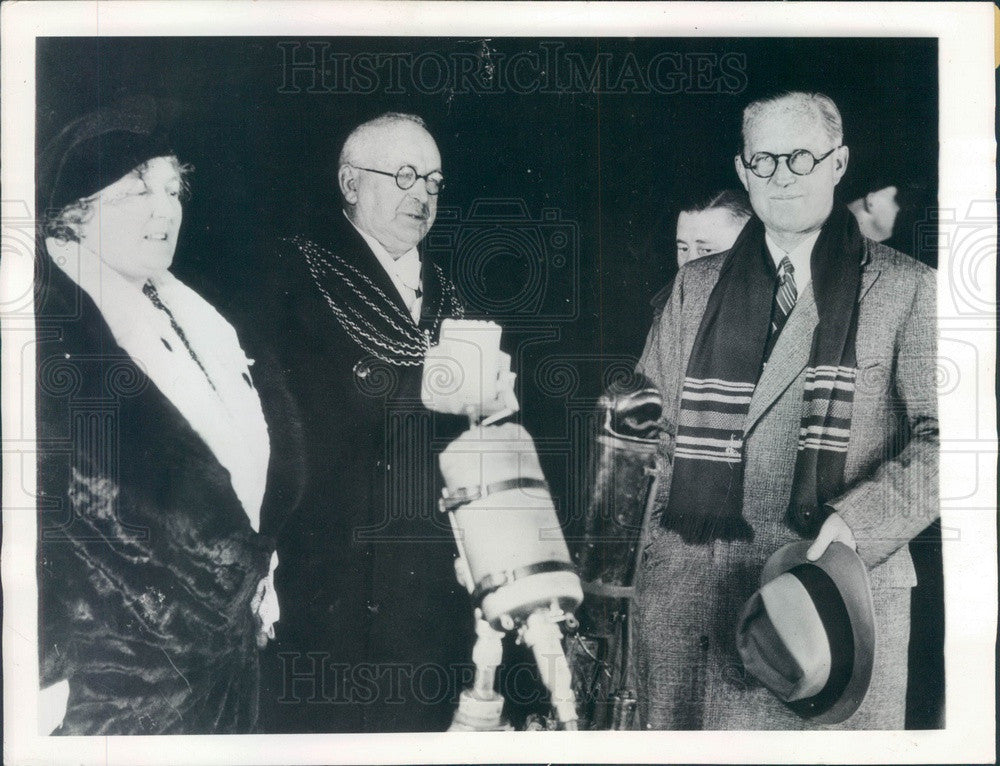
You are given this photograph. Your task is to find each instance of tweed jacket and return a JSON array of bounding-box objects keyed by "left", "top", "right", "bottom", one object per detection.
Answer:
[{"left": 632, "top": 237, "right": 938, "bottom": 730}]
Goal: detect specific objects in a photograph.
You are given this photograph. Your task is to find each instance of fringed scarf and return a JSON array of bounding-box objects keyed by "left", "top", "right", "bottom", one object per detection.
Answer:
[{"left": 661, "top": 206, "right": 864, "bottom": 543}]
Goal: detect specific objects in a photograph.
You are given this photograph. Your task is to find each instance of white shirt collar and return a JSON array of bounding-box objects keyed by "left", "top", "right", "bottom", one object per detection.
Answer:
[
  {"left": 344, "top": 211, "right": 423, "bottom": 321},
  {"left": 344, "top": 211, "right": 421, "bottom": 284},
  {"left": 764, "top": 228, "right": 820, "bottom": 290}
]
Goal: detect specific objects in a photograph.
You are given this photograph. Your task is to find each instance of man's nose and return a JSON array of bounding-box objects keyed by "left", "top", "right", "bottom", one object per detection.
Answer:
[
  {"left": 409, "top": 177, "right": 431, "bottom": 201},
  {"left": 770, "top": 157, "right": 797, "bottom": 185}
]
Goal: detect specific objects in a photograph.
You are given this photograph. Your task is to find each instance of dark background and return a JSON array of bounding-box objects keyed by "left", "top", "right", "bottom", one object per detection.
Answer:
[{"left": 37, "top": 36, "right": 943, "bottom": 729}]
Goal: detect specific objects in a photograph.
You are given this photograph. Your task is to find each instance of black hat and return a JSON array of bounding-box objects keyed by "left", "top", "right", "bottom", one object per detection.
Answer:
[
  {"left": 838, "top": 139, "right": 910, "bottom": 205},
  {"left": 38, "top": 95, "right": 181, "bottom": 216},
  {"left": 735, "top": 541, "right": 876, "bottom": 725}
]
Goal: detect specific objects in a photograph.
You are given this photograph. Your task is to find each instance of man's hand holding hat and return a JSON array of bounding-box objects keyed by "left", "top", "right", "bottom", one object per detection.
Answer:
[{"left": 806, "top": 511, "right": 857, "bottom": 561}]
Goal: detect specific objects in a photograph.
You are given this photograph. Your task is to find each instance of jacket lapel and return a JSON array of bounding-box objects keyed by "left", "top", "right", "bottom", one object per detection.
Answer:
[
  {"left": 417, "top": 257, "right": 441, "bottom": 333},
  {"left": 743, "top": 283, "right": 818, "bottom": 435},
  {"left": 359, "top": 243, "right": 416, "bottom": 325},
  {"left": 322, "top": 212, "right": 416, "bottom": 323},
  {"left": 858, "top": 241, "right": 881, "bottom": 303}
]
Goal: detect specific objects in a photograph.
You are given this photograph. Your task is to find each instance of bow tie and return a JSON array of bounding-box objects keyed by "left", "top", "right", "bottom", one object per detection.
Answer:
[{"left": 394, "top": 251, "right": 422, "bottom": 292}]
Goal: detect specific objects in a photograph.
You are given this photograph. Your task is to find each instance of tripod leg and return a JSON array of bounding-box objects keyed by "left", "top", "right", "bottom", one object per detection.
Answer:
[
  {"left": 522, "top": 610, "right": 578, "bottom": 729},
  {"left": 449, "top": 612, "right": 509, "bottom": 731}
]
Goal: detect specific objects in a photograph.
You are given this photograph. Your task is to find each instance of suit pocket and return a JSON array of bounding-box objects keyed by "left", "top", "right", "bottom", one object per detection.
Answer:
[
  {"left": 868, "top": 547, "right": 918, "bottom": 589},
  {"left": 855, "top": 358, "right": 889, "bottom": 397}
]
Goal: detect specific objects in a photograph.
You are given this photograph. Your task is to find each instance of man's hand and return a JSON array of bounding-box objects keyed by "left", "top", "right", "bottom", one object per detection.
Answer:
[{"left": 806, "top": 511, "right": 857, "bottom": 561}]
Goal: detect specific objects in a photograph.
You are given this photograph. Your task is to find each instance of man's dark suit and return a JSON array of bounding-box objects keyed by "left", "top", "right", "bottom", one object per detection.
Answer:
[{"left": 251, "top": 213, "right": 473, "bottom": 733}]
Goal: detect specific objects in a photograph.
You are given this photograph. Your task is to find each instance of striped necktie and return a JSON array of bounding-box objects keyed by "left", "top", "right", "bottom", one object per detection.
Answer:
[{"left": 771, "top": 256, "right": 797, "bottom": 336}]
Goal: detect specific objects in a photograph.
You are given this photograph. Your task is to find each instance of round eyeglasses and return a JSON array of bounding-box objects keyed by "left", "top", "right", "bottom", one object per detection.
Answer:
[
  {"left": 740, "top": 146, "right": 841, "bottom": 179},
  {"left": 354, "top": 164, "right": 445, "bottom": 195}
]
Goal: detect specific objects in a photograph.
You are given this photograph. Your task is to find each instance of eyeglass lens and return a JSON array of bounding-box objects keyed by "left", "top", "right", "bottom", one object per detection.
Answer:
[
  {"left": 748, "top": 149, "right": 824, "bottom": 178},
  {"left": 394, "top": 165, "right": 443, "bottom": 195}
]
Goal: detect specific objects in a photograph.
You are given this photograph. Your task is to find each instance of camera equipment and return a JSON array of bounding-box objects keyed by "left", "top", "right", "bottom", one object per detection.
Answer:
[
  {"left": 568, "top": 379, "right": 663, "bottom": 729},
  {"left": 423, "top": 319, "right": 583, "bottom": 731}
]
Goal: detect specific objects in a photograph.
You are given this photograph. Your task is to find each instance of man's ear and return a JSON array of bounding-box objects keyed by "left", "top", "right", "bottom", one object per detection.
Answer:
[
  {"left": 831, "top": 145, "right": 849, "bottom": 185},
  {"left": 734, "top": 154, "right": 750, "bottom": 191},
  {"left": 338, "top": 165, "right": 359, "bottom": 204},
  {"left": 863, "top": 191, "right": 876, "bottom": 212}
]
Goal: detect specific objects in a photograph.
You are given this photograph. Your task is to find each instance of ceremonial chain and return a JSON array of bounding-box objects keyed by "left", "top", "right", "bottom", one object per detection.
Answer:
[{"left": 295, "top": 236, "right": 463, "bottom": 367}]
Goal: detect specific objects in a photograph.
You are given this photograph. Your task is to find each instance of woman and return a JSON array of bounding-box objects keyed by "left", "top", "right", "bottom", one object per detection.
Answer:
[{"left": 36, "top": 97, "right": 284, "bottom": 734}]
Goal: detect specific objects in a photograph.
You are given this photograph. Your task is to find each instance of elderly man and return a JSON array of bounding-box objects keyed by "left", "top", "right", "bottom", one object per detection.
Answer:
[
  {"left": 255, "top": 113, "right": 472, "bottom": 733},
  {"left": 634, "top": 91, "right": 937, "bottom": 729}
]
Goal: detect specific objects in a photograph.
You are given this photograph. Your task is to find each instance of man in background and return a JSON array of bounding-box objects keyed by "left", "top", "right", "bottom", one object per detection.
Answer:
[
  {"left": 650, "top": 188, "right": 752, "bottom": 317},
  {"left": 675, "top": 189, "right": 753, "bottom": 266},
  {"left": 847, "top": 181, "right": 901, "bottom": 243}
]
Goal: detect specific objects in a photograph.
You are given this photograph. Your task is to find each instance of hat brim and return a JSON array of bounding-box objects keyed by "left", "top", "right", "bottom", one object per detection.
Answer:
[{"left": 760, "top": 540, "right": 876, "bottom": 725}]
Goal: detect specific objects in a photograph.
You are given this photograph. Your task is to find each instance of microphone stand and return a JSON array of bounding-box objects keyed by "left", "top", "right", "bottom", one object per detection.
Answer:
[
  {"left": 447, "top": 511, "right": 511, "bottom": 732},
  {"left": 447, "top": 550, "right": 579, "bottom": 731},
  {"left": 449, "top": 609, "right": 511, "bottom": 732}
]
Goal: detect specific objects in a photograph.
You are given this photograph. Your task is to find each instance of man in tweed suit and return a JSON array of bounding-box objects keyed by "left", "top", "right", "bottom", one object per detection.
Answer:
[{"left": 633, "top": 91, "right": 938, "bottom": 729}]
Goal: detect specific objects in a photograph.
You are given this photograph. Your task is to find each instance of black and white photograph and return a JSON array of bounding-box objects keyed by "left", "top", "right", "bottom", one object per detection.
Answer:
[{"left": 1, "top": 2, "right": 995, "bottom": 764}]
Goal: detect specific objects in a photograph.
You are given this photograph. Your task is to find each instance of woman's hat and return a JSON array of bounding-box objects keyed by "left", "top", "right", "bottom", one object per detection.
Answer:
[
  {"left": 735, "top": 541, "right": 876, "bottom": 725},
  {"left": 38, "top": 95, "right": 181, "bottom": 215}
]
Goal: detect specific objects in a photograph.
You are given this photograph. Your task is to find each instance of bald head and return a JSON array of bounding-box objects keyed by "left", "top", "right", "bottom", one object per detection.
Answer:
[{"left": 337, "top": 113, "right": 441, "bottom": 256}]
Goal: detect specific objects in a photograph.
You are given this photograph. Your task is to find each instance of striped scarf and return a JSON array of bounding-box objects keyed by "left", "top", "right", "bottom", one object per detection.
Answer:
[{"left": 662, "top": 207, "right": 864, "bottom": 543}]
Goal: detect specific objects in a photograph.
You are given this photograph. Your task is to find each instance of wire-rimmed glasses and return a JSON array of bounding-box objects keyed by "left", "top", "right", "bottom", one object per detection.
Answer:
[{"left": 354, "top": 164, "right": 445, "bottom": 195}]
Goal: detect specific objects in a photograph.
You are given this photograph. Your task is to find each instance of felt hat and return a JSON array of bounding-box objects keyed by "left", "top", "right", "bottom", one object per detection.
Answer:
[
  {"left": 735, "top": 541, "right": 876, "bottom": 724},
  {"left": 38, "top": 95, "right": 181, "bottom": 216}
]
